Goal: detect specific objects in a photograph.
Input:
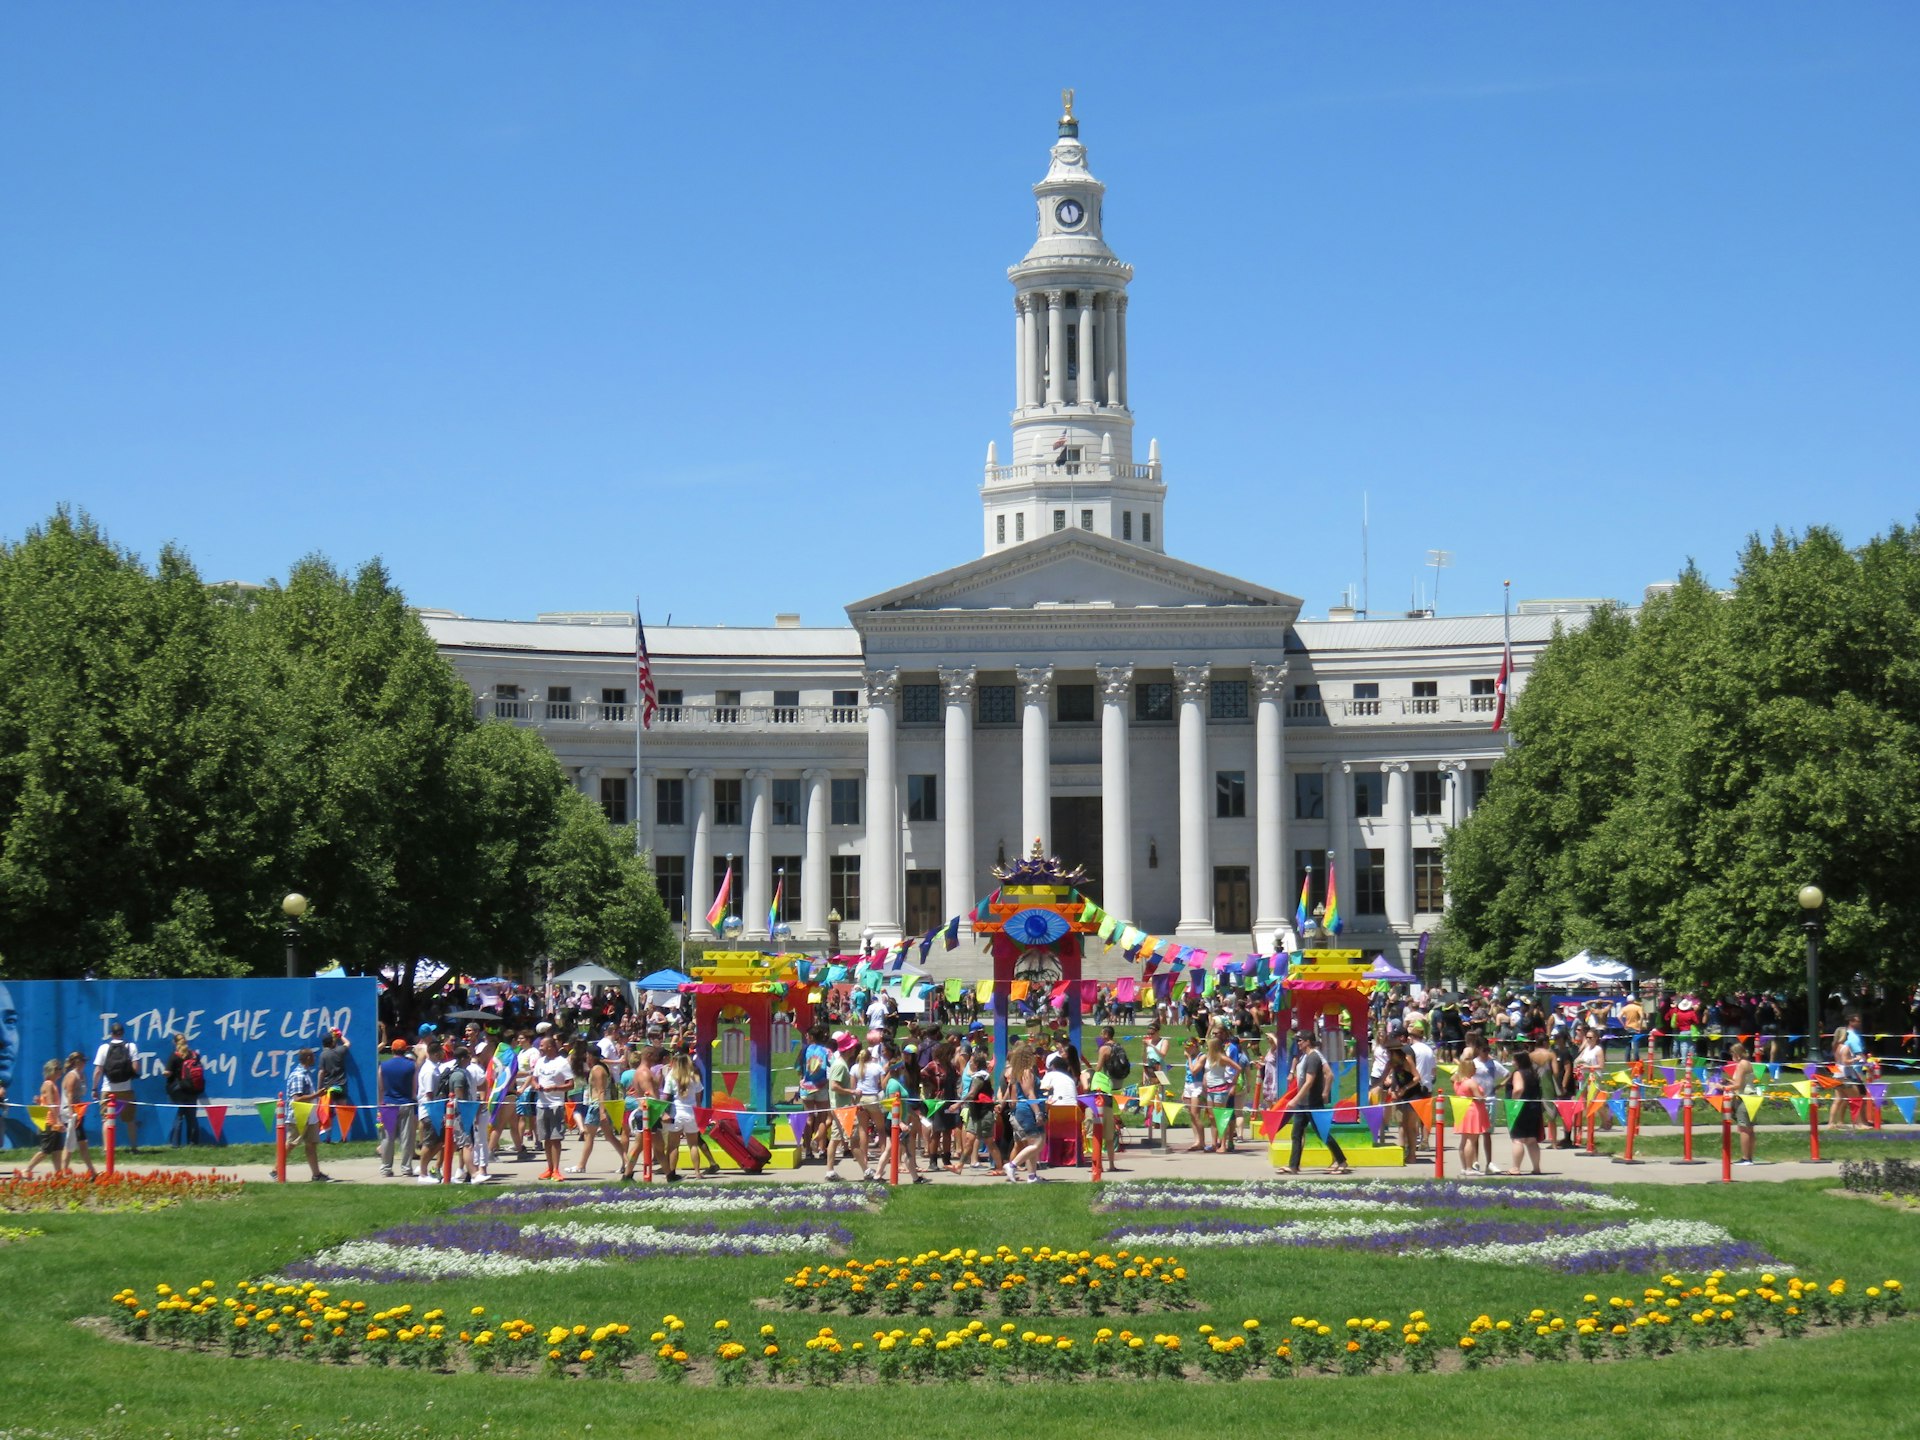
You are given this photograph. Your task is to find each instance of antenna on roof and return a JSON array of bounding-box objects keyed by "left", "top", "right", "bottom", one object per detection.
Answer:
[
  {"left": 1425, "top": 549, "right": 1452, "bottom": 617},
  {"left": 1360, "top": 491, "right": 1370, "bottom": 619}
]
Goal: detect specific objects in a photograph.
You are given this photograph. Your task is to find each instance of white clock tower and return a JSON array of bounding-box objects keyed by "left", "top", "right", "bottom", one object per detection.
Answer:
[{"left": 982, "top": 93, "right": 1167, "bottom": 556}]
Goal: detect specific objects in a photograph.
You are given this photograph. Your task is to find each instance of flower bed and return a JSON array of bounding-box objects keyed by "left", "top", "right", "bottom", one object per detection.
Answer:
[
  {"left": 282, "top": 1218, "right": 856, "bottom": 1284},
  {"left": 0, "top": 1170, "right": 240, "bottom": 1214},
  {"left": 0, "top": 1226, "right": 46, "bottom": 1245},
  {"left": 1840, "top": 1156, "right": 1920, "bottom": 1201},
  {"left": 1105, "top": 1215, "right": 1783, "bottom": 1276},
  {"left": 104, "top": 1272, "right": 1908, "bottom": 1383},
  {"left": 775, "top": 1246, "right": 1193, "bottom": 1318},
  {"left": 1095, "top": 1179, "right": 1638, "bottom": 1216},
  {"left": 452, "top": 1184, "right": 886, "bottom": 1219}
]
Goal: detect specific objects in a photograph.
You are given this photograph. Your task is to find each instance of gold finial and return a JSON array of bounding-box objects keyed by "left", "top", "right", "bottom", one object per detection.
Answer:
[{"left": 1060, "top": 87, "right": 1076, "bottom": 124}]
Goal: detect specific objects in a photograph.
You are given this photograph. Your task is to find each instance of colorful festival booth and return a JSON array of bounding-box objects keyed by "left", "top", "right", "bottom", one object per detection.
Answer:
[
  {"left": 684, "top": 950, "right": 814, "bottom": 1168},
  {"left": 1272, "top": 948, "right": 1404, "bottom": 1168},
  {"left": 971, "top": 842, "right": 1104, "bottom": 1075}
]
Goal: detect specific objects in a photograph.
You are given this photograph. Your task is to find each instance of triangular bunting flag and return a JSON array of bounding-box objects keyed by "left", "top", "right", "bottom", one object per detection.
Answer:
[
  {"left": 332, "top": 1101, "right": 357, "bottom": 1140},
  {"left": 1448, "top": 1095, "right": 1471, "bottom": 1126},
  {"left": 722, "top": 1071, "right": 740, "bottom": 1095},
  {"left": 1789, "top": 1095, "right": 1810, "bottom": 1121},
  {"left": 925, "top": 1099, "right": 946, "bottom": 1117},
  {"left": 786, "top": 1111, "right": 809, "bottom": 1147},
  {"left": 1309, "top": 1106, "right": 1334, "bottom": 1141},
  {"left": 256, "top": 1100, "right": 277, "bottom": 1132},
  {"left": 458, "top": 1099, "right": 479, "bottom": 1132},
  {"left": 1411, "top": 1097, "right": 1434, "bottom": 1126},
  {"left": 602, "top": 1098, "right": 626, "bottom": 1132},
  {"left": 1867, "top": 1083, "right": 1888, "bottom": 1102},
  {"left": 1703, "top": 1095, "right": 1728, "bottom": 1115},
  {"left": 316, "top": 1095, "right": 332, "bottom": 1132},
  {"left": 945, "top": 978, "right": 964, "bottom": 1002},
  {"left": 1211, "top": 1105, "right": 1234, "bottom": 1132},
  {"left": 833, "top": 1106, "right": 858, "bottom": 1136},
  {"left": 28, "top": 1104, "right": 48, "bottom": 1130},
  {"left": 1138, "top": 1084, "right": 1160, "bottom": 1107},
  {"left": 1658, "top": 1097, "right": 1682, "bottom": 1120},
  {"left": 944, "top": 916, "right": 960, "bottom": 951},
  {"left": 291, "top": 1101, "right": 313, "bottom": 1134},
  {"left": 1892, "top": 1096, "right": 1916, "bottom": 1125},
  {"left": 1607, "top": 1096, "right": 1627, "bottom": 1125},
  {"left": 1740, "top": 1093, "right": 1764, "bottom": 1121},
  {"left": 564, "top": 1100, "right": 577, "bottom": 1129},
  {"left": 205, "top": 1104, "right": 226, "bottom": 1141},
  {"left": 975, "top": 978, "right": 993, "bottom": 1003},
  {"left": 1360, "top": 1103, "right": 1386, "bottom": 1142},
  {"left": 1555, "top": 1099, "right": 1582, "bottom": 1129},
  {"left": 1790, "top": 1081, "right": 1815, "bottom": 1099},
  {"left": 647, "top": 1099, "right": 670, "bottom": 1126},
  {"left": 1259, "top": 1107, "right": 1285, "bottom": 1140},
  {"left": 1505, "top": 1099, "right": 1525, "bottom": 1128},
  {"left": 1161, "top": 1101, "right": 1187, "bottom": 1126}
]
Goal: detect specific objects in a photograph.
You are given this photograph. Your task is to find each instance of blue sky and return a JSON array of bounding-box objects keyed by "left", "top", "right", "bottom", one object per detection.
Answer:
[{"left": 4, "top": 3, "right": 1916, "bottom": 626}]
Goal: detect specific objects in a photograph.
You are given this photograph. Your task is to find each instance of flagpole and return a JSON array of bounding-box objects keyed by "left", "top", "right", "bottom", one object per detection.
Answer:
[{"left": 633, "top": 600, "right": 646, "bottom": 857}]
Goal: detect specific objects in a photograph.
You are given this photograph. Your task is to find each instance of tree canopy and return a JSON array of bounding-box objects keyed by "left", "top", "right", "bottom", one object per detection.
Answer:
[
  {"left": 1442, "top": 522, "right": 1920, "bottom": 993},
  {"left": 0, "top": 510, "right": 673, "bottom": 984}
]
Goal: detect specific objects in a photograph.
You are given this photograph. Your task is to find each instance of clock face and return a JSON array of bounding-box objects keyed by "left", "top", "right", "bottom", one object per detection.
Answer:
[{"left": 1054, "top": 198, "right": 1085, "bottom": 229}]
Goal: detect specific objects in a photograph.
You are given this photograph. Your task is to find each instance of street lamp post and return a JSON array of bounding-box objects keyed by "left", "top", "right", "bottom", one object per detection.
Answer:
[
  {"left": 281, "top": 892, "right": 309, "bottom": 978},
  {"left": 1798, "top": 884, "right": 1824, "bottom": 1063},
  {"left": 827, "top": 907, "right": 842, "bottom": 960}
]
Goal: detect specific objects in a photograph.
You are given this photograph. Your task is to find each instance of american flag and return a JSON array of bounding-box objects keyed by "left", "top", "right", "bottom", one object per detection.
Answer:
[{"left": 635, "top": 609, "right": 658, "bottom": 730}]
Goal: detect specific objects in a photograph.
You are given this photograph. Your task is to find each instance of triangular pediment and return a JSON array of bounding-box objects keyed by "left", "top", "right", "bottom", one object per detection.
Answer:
[{"left": 846, "top": 530, "right": 1301, "bottom": 618}]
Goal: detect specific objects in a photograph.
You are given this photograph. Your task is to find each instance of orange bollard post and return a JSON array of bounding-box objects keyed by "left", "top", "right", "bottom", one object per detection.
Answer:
[
  {"left": 1808, "top": 1098, "right": 1829, "bottom": 1163},
  {"left": 641, "top": 1126, "right": 654, "bottom": 1183},
  {"left": 441, "top": 1098, "right": 457, "bottom": 1184},
  {"left": 274, "top": 1092, "right": 288, "bottom": 1184},
  {"left": 1673, "top": 1085, "right": 1705, "bottom": 1165},
  {"left": 1613, "top": 1089, "right": 1643, "bottom": 1166},
  {"left": 1720, "top": 1102, "right": 1733, "bottom": 1182},
  {"left": 888, "top": 1117, "right": 902, "bottom": 1186},
  {"left": 102, "top": 1097, "right": 118, "bottom": 1180},
  {"left": 1433, "top": 1100, "right": 1447, "bottom": 1179},
  {"left": 1089, "top": 1099, "right": 1103, "bottom": 1183},
  {"left": 1584, "top": 1096, "right": 1597, "bottom": 1156}
]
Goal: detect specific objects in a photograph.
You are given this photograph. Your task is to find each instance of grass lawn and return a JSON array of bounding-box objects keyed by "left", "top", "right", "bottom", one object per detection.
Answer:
[{"left": 3, "top": 1169, "right": 1919, "bottom": 1440}]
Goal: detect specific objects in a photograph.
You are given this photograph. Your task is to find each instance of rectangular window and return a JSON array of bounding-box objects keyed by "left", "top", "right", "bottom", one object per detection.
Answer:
[
  {"left": 1470, "top": 677, "right": 1498, "bottom": 714},
  {"left": 713, "top": 777, "right": 742, "bottom": 827},
  {"left": 1015, "top": 513, "right": 1026, "bottom": 542},
  {"left": 1288, "top": 682, "right": 1323, "bottom": 719},
  {"left": 1079, "top": 508, "right": 1094, "bottom": 531},
  {"left": 1056, "top": 683, "right": 1095, "bottom": 723},
  {"left": 1412, "top": 770, "right": 1445, "bottom": 817},
  {"left": 771, "top": 855, "right": 801, "bottom": 923},
  {"left": 599, "top": 687, "right": 626, "bottom": 707},
  {"left": 545, "top": 686, "right": 574, "bottom": 721},
  {"left": 1213, "top": 866, "right": 1251, "bottom": 933},
  {"left": 830, "top": 777, "right": 861, "bottom": 825},
  {"left": 1470, "top": 767, "right": 1490, "bottom": 807},
  {"left": 1122, "top": 511, "right": 1133, "bottom": 541},
  {"left": 996, "top": 514, "right": 1006, "bottom": 544},
  {"left": 1351, "top": 681, "right": 1380, "bottom": 717},
  {"left": 1294, "top": 771, "right": 1324, "bottom": 820},
  {"left": 1352, "top": 770, "right": 1383, "bottom": 818},
  {"left": 656, "top": 688, "right": 683, "bottom": 722},
  {"left": 905, "top": 870, "right": 943, "bottom": 936},
  {"left": 907, "top": 773, "right": 938, "bottom": 822},
  {"left": 599, "top": 776, "right": 628, "bottom": 826},
  {"left": 976, "top": 683, "right": 1016, "bottom": 725},
  {"left": 1354, "top": 848, "right": 1386, "bottom": 916},
  {"left": 1414, "top": 847, "right": 1445, "bottom": 914},
  {"left": 772, "top": 689, "right": 799, "bottom": 723},
  {"left": 599, "top": 688, "right": 629, "bottom": 722},
  {"left": 830, "top": 855, "right": 861, "bottom": 921},
  {"left": 1134, "top": 682, "right": 1173, "bottom": 722},
  {"left": 491, "top": 685, "right": 524, "bottom": 720},
  {"left": 831, "top": 689, "right": 859, "bottom": 723},
  {"left": 713, "top": 689, "right": 740, "bottom": 723},
  {"left": 653, "top": 855, "right": 687, "bottom": 925},
  {"left": 655, "top": 776, "right": 685, "bottom": 827},
  {"left": 1210, "top": 679, "right": 1249, "bottom": 720},
  {"left": 900, "top": 682, "right": 941, "bottom": 725},
  {"left": 772, "top": 777, "right": 802, "bottom": 826},
  {"left": 1053, "top": 509, "right": 1066, "bottom": 532},
  {"left": 1215, "top": 770, "right": 1247, "bottom": 818},
  {"left": 1410, "top": 679, "right": 1439, "bottom": 716},
  {"left": 1142, "top": 512, "right": 1153, "bottom": 544}
]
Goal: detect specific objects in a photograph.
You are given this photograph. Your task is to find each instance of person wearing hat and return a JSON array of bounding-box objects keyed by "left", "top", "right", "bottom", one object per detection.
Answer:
[
  {"left": 377, "top": 1039, "right": 418, "bottom": 1177},
  {"left": 820, "top": 1032, "right": 861, "bottom": 1181}
]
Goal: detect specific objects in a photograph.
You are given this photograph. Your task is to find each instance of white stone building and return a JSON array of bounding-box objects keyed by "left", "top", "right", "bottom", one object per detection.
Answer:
[{"left": 422, "top": 102, "right": 1582, "bottom": 976}]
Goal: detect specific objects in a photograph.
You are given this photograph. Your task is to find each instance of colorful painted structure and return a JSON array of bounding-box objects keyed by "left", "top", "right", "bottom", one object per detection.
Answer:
[
  {"left": 1271, "top": 948, "right": 1404, "bottom": 1168},
  {"left": 972, "top": 841, "right": 1102, "bottom": 1074},
  {"left": 684, "top": 950, "right": 814, "bottom": 1164}
]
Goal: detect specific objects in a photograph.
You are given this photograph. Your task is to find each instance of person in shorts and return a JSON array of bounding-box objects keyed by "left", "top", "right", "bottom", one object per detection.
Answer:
[
  {"left": 1828, "top": 1013, "right": 1867, "bottom": 1130},
  {"left": 532, "top": 1033, "right": 574, "bottom": 1180},
  {"left": 285, "top": 1048, "right": 331, "bottom": 1182},
  {"left": 797, "top": 1023, "right": 834, "bottom": 1162},
  {"left": 23, "top": 1059, "right": 67, "bottom": 1177},
  {"left": 1722, "top": 1043, "right": 1758, "bottom": 1164}
]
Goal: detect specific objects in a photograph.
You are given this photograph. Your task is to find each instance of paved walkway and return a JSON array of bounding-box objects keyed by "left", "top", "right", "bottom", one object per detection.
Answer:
[{"left": 212, "top": 1128, "right": 1870, "bottom": 1190}]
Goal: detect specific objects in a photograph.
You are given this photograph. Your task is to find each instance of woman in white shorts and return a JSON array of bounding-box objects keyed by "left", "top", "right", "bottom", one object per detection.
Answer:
[{"left": 660, "top": 1052, "right": 718, "bottom": 1181}]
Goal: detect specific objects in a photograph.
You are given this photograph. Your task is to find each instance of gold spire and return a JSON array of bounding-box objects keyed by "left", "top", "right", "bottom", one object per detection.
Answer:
[{"left": 1060, "top": 87, "right": 1076, "bottom": 124}]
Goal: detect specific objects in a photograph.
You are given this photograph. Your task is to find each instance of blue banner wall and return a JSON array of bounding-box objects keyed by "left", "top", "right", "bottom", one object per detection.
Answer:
[{"left": 0, "top": 977, "right": 379, "bottom": 1150}]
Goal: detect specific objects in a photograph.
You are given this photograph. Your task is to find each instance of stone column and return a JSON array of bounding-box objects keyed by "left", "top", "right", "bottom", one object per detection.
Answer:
[
  {"left": 941, "top": 667, "right": 977, "bottom": 924},
  {"left": 1014, "top": 296, "right": 1028, "bottom": 410},
  {"left": 1116, "top": 294, "right": 1129, "bottom": 409},
  {"left": 744, "top": 768, "right": 773, "bottom": 939},
  {"left": 579, "top": 766, "right": 603, "bottom": 809},
  {"left": 802, "top": 767, "right": 831, "bottom": 940},
  {"left": 1252, "top": 662, "right": 1289, "bottom": 943},
  {"left": 1097, "top": 664, "right": 1135, "bottom": 921},
  {"left": 863, "top": 668, "right": 901, "bottom": 938},
  {"left": 1103, "top": 293, "right": 1120, "bottom": 408},
  {"left": 1174, "top": 663, "right": 1213, "bottom": 936},
  {"left": 1383, "top": 762, "right": 1413, "bottom": 931},
  {"left": 1045, "top": 290, "right": 1066, "bottom": 405},
  {"left": 1017, "top": 666, "right": 1053, "bottom": 854},
  {"left": 688, "top": 767, "right": 715, "bottom": 936},
  {"left": 1077, "top": 291, "right": 1096, "bottom": 406},
  {"left": 1330, "top": 762, "right": 1352, "bottom": 911},
  {"left": 1030, "top": 293, "right": 1049, "bottom": 410}
]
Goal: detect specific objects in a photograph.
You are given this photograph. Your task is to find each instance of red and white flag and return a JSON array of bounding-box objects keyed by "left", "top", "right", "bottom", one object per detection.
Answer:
[
  {"left": 1491, "top": 637, "right": 1513, "bottom": 731},
  {"left": 635, "top": 609, "right": 659, "bottom": 730}
]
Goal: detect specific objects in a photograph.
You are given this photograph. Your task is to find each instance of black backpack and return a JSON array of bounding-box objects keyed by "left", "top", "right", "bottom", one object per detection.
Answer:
[
  {"left": 103, "top": 1040, "right": 135, "bottom": 1084},
  {"left": 1102, "top": 1044, "right": 1132, "bottom": 1082}
]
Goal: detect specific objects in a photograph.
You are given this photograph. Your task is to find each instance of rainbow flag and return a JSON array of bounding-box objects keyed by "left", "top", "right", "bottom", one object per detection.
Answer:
[
  {"left": 1324, "top": 860, "right": 1343, "bottom": 937},
  {"left": 706, "top": 862, "right": 733, "bottom": 930},
  {"left": 1295, "top": 868, "right": 1311, "bottom": 933},
  {"left": 767, "top": 878, "right": 783, "bottom": 935}
]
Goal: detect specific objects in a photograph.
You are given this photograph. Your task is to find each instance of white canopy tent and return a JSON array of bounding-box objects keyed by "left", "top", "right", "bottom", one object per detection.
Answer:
[{"left": 1532, "top": 950, "right": 1633, "bottom": 987}]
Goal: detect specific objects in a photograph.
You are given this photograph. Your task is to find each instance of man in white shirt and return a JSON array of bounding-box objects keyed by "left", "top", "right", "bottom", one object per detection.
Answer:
[
  {"left": 91, "top": 1022, "right": 143, "bottom": 1151},
  {"left": 1041, "top": 1055, "right": 1079, "bottom": 1107},
  {"left": 532, "top": 1035, "right": 575, "bottom": 1181},
  {"left": 414, "top": 1037, "right": 448, "bottom": 1182},
  {"left": 865, "top": 994, "right": 890, "bottom": 1034}
]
